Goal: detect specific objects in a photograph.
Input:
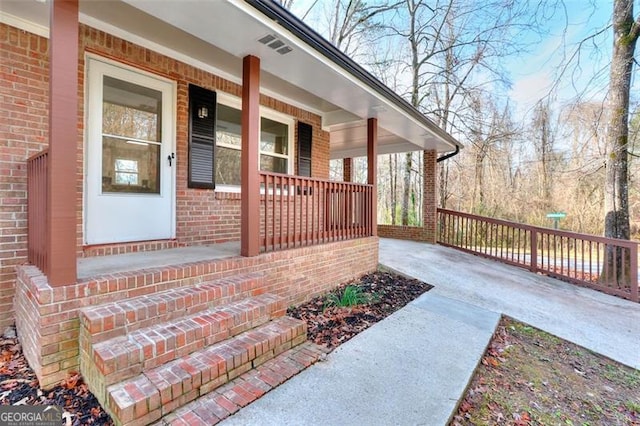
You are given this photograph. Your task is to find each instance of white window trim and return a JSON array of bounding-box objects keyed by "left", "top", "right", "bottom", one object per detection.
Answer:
[{"left": 216, "top": 92, "right": 295, "bottom": 193}]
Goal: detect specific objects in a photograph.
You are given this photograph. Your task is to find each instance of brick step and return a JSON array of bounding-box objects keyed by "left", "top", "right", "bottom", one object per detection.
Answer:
[
  {"left": 83, "top": 294, "right": 286, "bottom": 404},
  {"left": 155, "top": 341, "right": 330, "bottom": 426},
  {"left": 106, "top": 316, "right": 308, "bottom": 426},
  {"left": 79, "top": 273, "right": 265, "bottom": 345}
]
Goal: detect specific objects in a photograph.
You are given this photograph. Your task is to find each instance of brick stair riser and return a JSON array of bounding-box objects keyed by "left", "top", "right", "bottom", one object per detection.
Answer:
[
  {"left": 82, "top": 295, "right": 286, "bottom": 404},
  {"left": 155, "top": 342, "right": 330, "bottom": 426},
  {"left": 106, "top": 317, "right": 307, "bottom": 426},
  {"left": 80, "top": 274, "right": 265, "bottom": 346},
  {"left": 77, "top": 274, "right": 264, "bottom": 406}
]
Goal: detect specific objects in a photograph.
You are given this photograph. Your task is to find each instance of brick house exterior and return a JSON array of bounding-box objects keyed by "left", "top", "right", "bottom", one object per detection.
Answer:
[
  {"left": 1, "top": 21, "right": 334, "bottom": 328},
  {"left": 1, "top": 1, "right": 460, "bottom": 423}
]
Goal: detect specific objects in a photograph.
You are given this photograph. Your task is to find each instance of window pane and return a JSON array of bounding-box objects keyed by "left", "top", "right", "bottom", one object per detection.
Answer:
[
  {"left": 215, "top": 102, "right": 291, "bottom": 185},
  {"left": 217, "top": 104, "right": 242, "bottom": 148},
  {"left": 260, "top": 154, "right": 287, "bottom": 174},
  {"left": 103, "top": 76, "right": 161, "bottom": 142},
  {"left": 115, "top": 159, "right": 139, "bottom": 185},
  {"left": 216, "top": 146, "right": 241, "bottom": 185},
  {"left": 261, "top": 117, "right": 288, "bottom": 155},
  {"left": 102, "top": 136, "right": 160, "bottom": 193}
]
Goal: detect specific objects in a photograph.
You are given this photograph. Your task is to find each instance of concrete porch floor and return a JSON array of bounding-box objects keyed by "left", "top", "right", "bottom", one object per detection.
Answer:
[{"left": 77, "top": 241, "right": 240, "bottom": 280}]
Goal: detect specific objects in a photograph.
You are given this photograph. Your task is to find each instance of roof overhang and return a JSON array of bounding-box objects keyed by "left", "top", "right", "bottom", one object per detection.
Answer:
[{"left": 1, "top": 0, "right": 462, "bottom": 159}]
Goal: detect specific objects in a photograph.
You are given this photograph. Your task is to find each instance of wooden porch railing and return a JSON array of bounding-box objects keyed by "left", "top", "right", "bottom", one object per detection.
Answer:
[
  {"left": 27, "top": 149, "right": 49, "bottom": 274},
  {"left": 259, "top": 172, "right": 374, "bottom": 252},
  {"left": 437, "top": 208, "right": 639, "bottom": 302}
]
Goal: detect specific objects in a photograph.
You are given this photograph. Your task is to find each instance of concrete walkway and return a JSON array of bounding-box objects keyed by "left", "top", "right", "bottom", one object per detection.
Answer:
[
  {"left": 221, "top": 238, "right": 640, "bottom": 426},
  {"left": 379, "top": 239, "right": 640, "bottom": 370}
]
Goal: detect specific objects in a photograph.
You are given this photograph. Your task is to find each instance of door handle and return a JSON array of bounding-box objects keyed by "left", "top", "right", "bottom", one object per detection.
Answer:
[{"left": 167, "top": 152, "right": 175, "bottom": 167}]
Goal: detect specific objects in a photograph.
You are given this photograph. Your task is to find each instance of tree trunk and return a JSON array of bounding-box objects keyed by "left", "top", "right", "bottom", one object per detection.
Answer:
[
  {"left": 473, "top": 148, "right": 485, "bottom": 211},
  {"left": 439, "top": 162, "right": 449, "bottom": 209},
  {"left": 402, "top": 152, "right": 412, "bottom": 225},
  {"left": 605, "top": 0, "right": 636, "bottom": 241},
  {"left": 604, "top": 0, "right": 638, "bottom": 284}
]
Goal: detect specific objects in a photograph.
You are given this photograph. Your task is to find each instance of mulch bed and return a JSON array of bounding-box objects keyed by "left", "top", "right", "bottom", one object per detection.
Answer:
[
  {"left": 0, "top": 269, "right": 430, "bottom": 424},
  {"left": 0, "top": 330, "right": 113, "bottom": 425},
  {"left": 288, "top": 270, "right": 433, "bottom": 350}
]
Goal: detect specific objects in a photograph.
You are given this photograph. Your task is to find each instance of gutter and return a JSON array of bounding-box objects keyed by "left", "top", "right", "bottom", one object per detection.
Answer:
[
  {"left": 437, "top": 145, "right": 460, "bottom": 163},
  {"left": 245, "top": 0, "right": 463, "bottom": 152}
]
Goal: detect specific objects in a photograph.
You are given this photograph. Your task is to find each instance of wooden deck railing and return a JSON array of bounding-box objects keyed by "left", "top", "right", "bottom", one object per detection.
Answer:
[
  {"left": 437, "top": 208, "right": 639, "bottom": 302},
  {"left": 259, "top": 172, "right": 374, "bottom": 252},
  {"left": 27, "top": 149, "right": 49, "bottom": 274}
]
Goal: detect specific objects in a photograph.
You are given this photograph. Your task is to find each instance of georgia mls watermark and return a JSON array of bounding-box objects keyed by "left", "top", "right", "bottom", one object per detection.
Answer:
[{"left": 0, "top": 406, "right": 62, "bottom": 426}]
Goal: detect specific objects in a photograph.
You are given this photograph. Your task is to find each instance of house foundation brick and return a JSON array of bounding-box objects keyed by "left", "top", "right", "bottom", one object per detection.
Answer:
[{"left": 14, "top": 237, "right": 377, "bottom": 389}]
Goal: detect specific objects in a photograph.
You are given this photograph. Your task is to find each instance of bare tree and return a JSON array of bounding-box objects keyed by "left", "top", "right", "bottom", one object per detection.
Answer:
[
  {"left": 531, "top": 100, "right": 557, "bottom": 209},
  {"left": 381, "top": 0, "right": 541, "bottom": 213},
  {"left": 297, "top": 0, "right": 401, "bottom": 56},
  {"left": 297, "top": 0, "right": 595, "bottom": 232},
  {"left": 275, "top": 0, "right": 297, "bottom": 9},
  {"left": 467, "top": 93, "right": 519, "bottom": 213},
  {"left": 556, "top": 102, "right": 607, "bottom": 233},
  {"left": 604, "top": 0, "right": 638, "bottom": 242}
]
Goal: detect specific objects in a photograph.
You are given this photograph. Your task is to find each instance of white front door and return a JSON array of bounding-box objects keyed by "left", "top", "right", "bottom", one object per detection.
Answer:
[{"left": 85, "top": 57, "right": 175, "bottom": 245}]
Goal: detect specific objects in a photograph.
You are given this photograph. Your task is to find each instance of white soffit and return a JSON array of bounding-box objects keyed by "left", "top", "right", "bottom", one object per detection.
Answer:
[
  {"left": 0, "top": 1, "right": 48, "bottom": 37},
  {"left": 0, "top": 0, "right": 332, "bottom": 118},
  {"left": 1, "top": 0, "right": 460, "bottom": 156},
  {"left": 122, "top": 0, "right": 457, "bottom": 154},
  {"left": 79, "top": 1, "right": 331, "bottom": 118}
]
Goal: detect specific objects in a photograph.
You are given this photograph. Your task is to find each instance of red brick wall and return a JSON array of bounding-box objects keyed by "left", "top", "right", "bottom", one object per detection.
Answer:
[
  {"left": 1, "top": 21, "right": 332, "bottom": 326},
  {"left": 15, "top": 237, "right": 378, "bottom": 388},
  {"left": 378, "top": 225, "right": 432, "bottom": 241},
  {"left": 377, "top": 150, "right": 438, "bottom": 243},
  {"left": 0, "top": 25, "right": 49, "bottom": 330}
]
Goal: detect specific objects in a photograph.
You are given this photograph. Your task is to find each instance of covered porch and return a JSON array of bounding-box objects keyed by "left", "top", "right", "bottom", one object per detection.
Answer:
[
  {"left": 17, "top": 0, "right": 461, "bottom": 288},
  {"left": 4, "top": 0, "right": 462, "bottom": 399}
]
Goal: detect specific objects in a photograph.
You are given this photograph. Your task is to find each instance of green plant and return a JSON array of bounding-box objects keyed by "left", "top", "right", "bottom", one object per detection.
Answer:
[
  {"left": 325, "top": 285, "right": 373, "bottom": 308},
  {"left": 625, "top": 400, "right": 640, "bottom": 413}
]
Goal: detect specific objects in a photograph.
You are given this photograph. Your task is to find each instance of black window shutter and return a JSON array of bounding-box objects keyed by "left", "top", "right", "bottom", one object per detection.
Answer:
[
  {"left": 297, "top": 122, "right": 312, "bottom": 177},
  {"left": 188, "top": 84, "right": 216, "bottom": 189}
]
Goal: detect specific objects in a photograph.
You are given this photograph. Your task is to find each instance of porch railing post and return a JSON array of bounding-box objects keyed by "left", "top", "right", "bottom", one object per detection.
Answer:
[
  {"left": 241, "top": 55, "right": 261, "bottom": 256},
  {"left": 530, "top": 229, "right": 538, "bottom": 273},
  {"left": 367, "top": 118, "right": 377, "bottom": 237},
  {"left": 630, "top": 243, "right": 639, "bottom": 302},
  {"left": 343, "top": 158, "right": 353, "bottom": 182},
  {"left": 47, "top": 0, "right": 78, "bottom": 286}
]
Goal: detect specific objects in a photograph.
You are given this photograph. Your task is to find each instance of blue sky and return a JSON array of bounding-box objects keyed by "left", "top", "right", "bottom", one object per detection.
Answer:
[
  {"left": 289, "top": 0, "right": 621, "bottom": 119},
  {"left": 508, "top": 1, "right": 615, "bottom": 116}
]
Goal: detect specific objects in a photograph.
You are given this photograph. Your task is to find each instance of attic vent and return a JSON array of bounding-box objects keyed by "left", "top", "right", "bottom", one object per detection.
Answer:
[
  {"left": 258, "top": 34, "right": 293, "bottom": 55},
  {"left": 258, "top": 34, "right": 276, "bottom": 44}
]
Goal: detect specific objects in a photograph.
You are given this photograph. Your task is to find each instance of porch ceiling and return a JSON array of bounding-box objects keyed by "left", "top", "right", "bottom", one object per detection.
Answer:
[{"left": 1, "top": 0, "right": 462, "bottom": 159}]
